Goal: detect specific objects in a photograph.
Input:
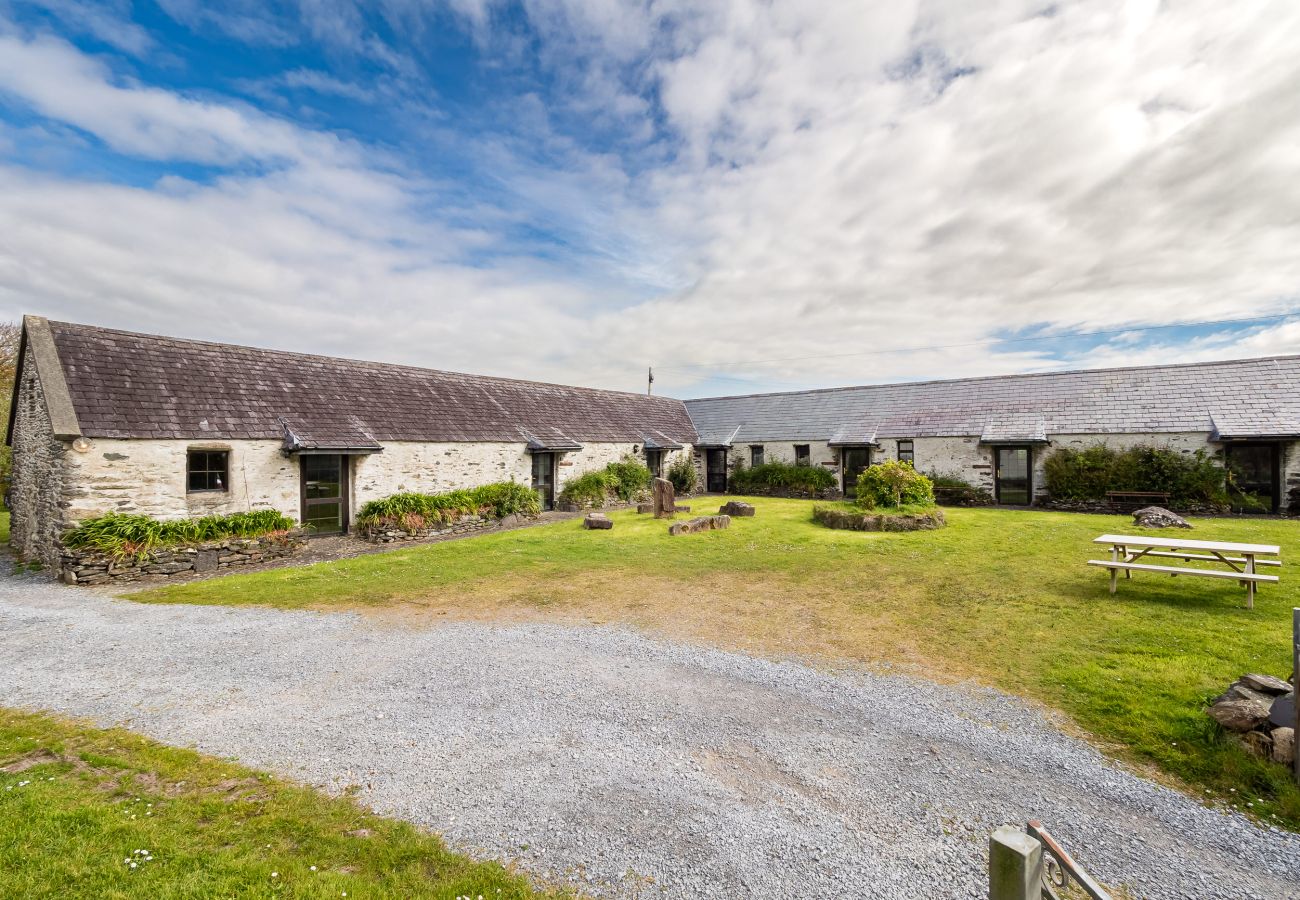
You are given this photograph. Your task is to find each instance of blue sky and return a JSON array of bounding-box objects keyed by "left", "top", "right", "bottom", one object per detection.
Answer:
[{"left": 1, "top": 0, "right": 1298, "bottom": 397}]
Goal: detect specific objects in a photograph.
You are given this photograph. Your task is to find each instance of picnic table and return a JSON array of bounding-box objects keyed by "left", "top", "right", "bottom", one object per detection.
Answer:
[{"left": 1088, "top": 533, "right": 1281, "bottom": 609}]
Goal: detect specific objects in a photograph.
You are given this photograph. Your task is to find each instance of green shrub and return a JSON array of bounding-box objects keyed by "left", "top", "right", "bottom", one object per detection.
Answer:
[
  {"left": 728, "top": 460, "right": 836, "bottom": 494},
  {"left": 63, "top": 509, "right": 297, "bottom": 560},
  {"left": 855, "top": 461, "right": 935, "bottom": 510},
  {"left": 666, "top": 454, "right": 697, "bottom": 494},
  {"left": 356, "top": 481, "right": 540, "bottom": 532},
  {"left": 557, "top": 456, "right": 652, "bottom": 507},
  {"left": 1042, "top": 445, "right": 1227, "bottom": 504}
]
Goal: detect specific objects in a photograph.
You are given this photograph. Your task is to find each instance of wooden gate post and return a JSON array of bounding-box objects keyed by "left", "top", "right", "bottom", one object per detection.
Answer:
[{"left": 989, "top": 826, "right": 1042, "bottom": 900}]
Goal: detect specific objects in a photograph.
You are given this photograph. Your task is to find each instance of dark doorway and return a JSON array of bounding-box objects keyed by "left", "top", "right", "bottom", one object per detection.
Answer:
[
  {"left": 532, "top": 452, "right": 556, "bottom": 510},
  {"left": 841, "top": 447, "right": 870, "bottom": 498},
  {"left": 706, "top": 449, "right": 728, "bottom": 493},
  {"left": 994, "top": 445, "right": 1032, "bottom": 505},
  {"left": 301, "top": 454, "right": 348, "bottom": 535},
  {"left": 1225, "top": 443, "right": 1280, "bottom": 513},
  {"left": 646, "top": 449, "right": 664, "bottom": 478}
]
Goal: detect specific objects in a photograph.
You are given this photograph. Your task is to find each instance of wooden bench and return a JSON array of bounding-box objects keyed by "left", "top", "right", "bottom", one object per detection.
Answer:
[
  {"left": 1091, "top": 533, "right": 1282, "bottom": 608},
  {"left": 1105, "top": 490, "right": 1170, "bottom": 512}
]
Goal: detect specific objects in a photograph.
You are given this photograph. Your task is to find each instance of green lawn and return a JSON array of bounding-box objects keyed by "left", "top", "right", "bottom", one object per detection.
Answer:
[
  {"left": 0, "top": 708, "right": 550, "bottom": 899},
  {"left": 133, "top": 499, "right": 1300, "bottom": 828}
]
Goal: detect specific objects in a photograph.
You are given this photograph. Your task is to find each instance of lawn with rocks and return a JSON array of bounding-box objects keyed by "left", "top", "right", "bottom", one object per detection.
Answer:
[
  {"left": 0, "top": 708, "right": 550, "bottom": 899},
  {"left": 131, "top": 498, "right": 1300, "bottom": 830}
]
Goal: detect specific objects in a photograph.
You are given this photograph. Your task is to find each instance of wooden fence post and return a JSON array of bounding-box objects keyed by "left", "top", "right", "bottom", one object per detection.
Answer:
[{"left": 989, "top": 826, "right": 1042, "bottom": 900}]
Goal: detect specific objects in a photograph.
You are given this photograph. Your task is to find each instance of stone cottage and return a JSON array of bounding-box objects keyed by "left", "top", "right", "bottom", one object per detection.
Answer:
[
  {"left": 6, "top": 316, "right": 696, "bottom": 564},
  {"left": 684, "top": 358, "right": 1300, "bottom": 511}
]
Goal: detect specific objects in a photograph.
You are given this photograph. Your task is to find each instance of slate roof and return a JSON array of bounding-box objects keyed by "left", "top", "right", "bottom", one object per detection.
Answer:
[
  {"left": 45, "top": 320, "right": 698, "bottom": 446},
  {"left": 685, "top": 356, "right": 1300, "bottom": 445}
]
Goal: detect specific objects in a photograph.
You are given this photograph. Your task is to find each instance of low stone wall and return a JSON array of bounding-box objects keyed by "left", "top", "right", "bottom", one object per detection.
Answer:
[
  {"left": 362, "top": 512, "right": 536, "bottom": 543},
  {"left": 933, "top": 485, "right": 994, "bottom": 507},
  {"left": 812, "top": 505, "right": 946, "bottom": 532},
  {"left": 60, "top": 531, "right": 308, "bottom": 585},
  {"left": 1041, "top": 498, "right": 1229, "bottom": 515},
  {"left": 555, "top": 494, "right": 648, "bottom": 513},
  {"left": 729, "top": 485, "right": 841, "bottom": 501}
]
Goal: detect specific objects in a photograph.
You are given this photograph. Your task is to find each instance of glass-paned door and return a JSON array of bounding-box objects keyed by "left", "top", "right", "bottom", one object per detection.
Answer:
[
  {"left": 841, "top": 447, "right": 871, "bottom": 498},
  {"left": 532, "top": 452, "right": 556, "bottom": 510},
  {"left": 706, "top": 450, "right": 728, "bottom": 493},
  {"left": 1225, "top": 443, "right": 1279, "bottom": 513},
  {"left": 994, "top": 446, "right": 1032, "bottom": 505},
  {"left": 301, "top": 454, "right": 347, "bottom": 535},
  {"left": 646, "top": 450, "right": 664, "bottom": 478}
]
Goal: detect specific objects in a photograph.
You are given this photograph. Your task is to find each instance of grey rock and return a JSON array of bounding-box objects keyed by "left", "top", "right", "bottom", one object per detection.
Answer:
[
  {"left": 1240, "top": 673, "right": 1293, "bottom": 695},
  {"left": 1132, "top": 506, "right": 1191, "bottom": 529},
  {"left": 1273, "top": 727, "right": 1296, "bottom": 766},
  {"left": 1270, "top": 692, "right": 1296, "bottom": 729},
  {"left": 583, "top": 513, "right": 614, "bottom": 530},
  {"left": 719, "top": 501, "right": 756, "bottom": 517},
  {"left": 1207, "top": 697, "right": 1273, "bottom": 732}
]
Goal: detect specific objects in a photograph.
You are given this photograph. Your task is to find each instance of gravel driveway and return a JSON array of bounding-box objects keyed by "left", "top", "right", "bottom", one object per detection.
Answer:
[{"left": 2, "top": 577, "right": 1298, "bottom": 899}]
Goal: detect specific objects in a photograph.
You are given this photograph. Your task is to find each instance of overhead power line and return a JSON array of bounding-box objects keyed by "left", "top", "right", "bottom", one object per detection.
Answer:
[{"left": 653, "top": 311, "right": 1297, "bottom": 374}]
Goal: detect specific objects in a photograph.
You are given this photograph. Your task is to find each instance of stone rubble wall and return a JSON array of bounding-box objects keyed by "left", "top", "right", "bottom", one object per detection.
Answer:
[
  {"left": 8, "top": 341, "right": 71, "bottom": 566},
  {"left": 361, "top": 513, "right": 535, "bottom": 543},
  {"left": 60, "top": 531, "right": 308, "bottom": 585}
]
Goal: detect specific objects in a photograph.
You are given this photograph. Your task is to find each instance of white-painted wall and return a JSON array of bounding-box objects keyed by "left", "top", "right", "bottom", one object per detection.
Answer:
[
  {"left": 59, "top": 437, "right": 687, "bottom": 526},
  {"left": 63, "top": 439, "right": 301, "bottom": 523}
]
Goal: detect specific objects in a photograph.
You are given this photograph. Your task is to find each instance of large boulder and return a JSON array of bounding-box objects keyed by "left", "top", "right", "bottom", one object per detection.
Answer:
[
  {"left": 583, "top": 513, "right": 614, "bottom": 530},
  {"left": 1207, "top": 696, "right": 1273, "bottom": 732},
  {"left": 1132, "top": 506, "right": 1191, "bottom": 529},
  {"left": 668, "top": 515, "right": 730, "bottom": 536},
  {"left": 1273, "top": 727, "right": 1296, "bottom": 766},
  {"left": 719, "top": 501, "right": 755, "bottom": 517}
]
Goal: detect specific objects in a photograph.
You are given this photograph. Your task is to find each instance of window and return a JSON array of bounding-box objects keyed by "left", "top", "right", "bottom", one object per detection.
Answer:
[
  {"left": 897, "top": 440, "right": 914, "bottom": 465},
  {"left": 794, "top": 444, "right": 811, "bottom": 466},
  {"left": 187, "top": 450, "right": 228, "bottom": 492},
  {"left": 750, "top": 445, "right": 764, "bottom": 466}
]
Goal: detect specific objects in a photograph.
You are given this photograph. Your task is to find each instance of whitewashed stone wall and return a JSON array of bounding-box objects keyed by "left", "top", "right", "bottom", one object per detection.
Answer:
[
  {"left": 52, "top": 438, "right": 683, "bottom": 533},
  {"left": 352, "top": 442, "right": 531, "bottom": 510},
  {"left": 63, "top": 439, "right": 301, "bottom": 523}
]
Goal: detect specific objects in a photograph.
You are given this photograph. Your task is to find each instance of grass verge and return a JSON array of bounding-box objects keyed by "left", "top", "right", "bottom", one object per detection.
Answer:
[
  {"left": 131, "top": 499, "right": 1300, "bottom": 829},
  {"left": 0, "top": 708, "right": 549, "bottom": 899}
]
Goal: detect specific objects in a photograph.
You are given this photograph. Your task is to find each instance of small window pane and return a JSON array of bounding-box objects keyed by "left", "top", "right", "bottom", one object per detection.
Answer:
[
  {"left": 794, "top": 445, "right": 811, "bottom": 466},
  {"left": 187, "top": 450, "right": 228, "bottom": 493},
  {"left": 898, "top": 440, "right": 914, "bottom": 464},
  {"left": 750, "top": 445, "right": 764, "bottom": 467}
]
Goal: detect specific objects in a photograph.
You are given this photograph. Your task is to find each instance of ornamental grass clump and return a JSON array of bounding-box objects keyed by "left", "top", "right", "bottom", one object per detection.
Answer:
[
  {"left": 63, "top": 510, "right": 296, "bottom": 560},
  {"left": 557, "top": 456, "right": 652, "bottom": 507},
  {"left": 854, "top": 461, "right": 935, "bottom": 510},
  {"left": 356, "top": 481, "right": 540, "bottom": 533},
  {"left": 727, "top": 461, "right": 836, "bottom": 494}
]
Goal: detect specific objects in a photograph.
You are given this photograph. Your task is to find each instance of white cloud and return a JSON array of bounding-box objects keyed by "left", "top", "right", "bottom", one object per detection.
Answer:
[{"left": 2, "top": 1, "right": 1300, "bottom": 397}]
